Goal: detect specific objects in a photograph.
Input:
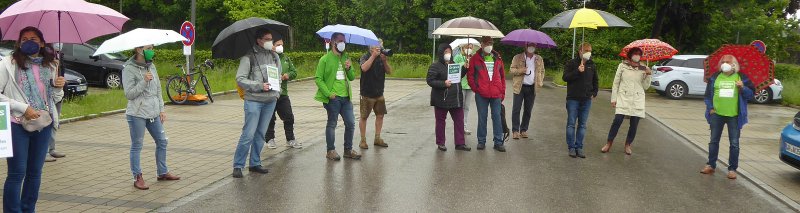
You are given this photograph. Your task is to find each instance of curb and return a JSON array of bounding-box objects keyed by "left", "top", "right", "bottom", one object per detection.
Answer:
[{"left": 646, "top": 111, "right": 800, "bottom": 212}]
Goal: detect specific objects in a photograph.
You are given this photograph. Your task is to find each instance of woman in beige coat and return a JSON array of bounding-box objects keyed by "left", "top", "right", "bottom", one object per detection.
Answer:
[{"left": 602, "top": 48, "right": 652, "bottom": 155}]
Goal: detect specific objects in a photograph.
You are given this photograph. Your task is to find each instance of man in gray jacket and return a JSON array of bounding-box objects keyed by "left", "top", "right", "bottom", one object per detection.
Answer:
[{"left": 232, "top": 28, "right": 281, "bottom": 178}]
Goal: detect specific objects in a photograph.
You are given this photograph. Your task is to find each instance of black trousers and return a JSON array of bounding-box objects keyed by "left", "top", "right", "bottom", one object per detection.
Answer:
[
  {"left": 511, "top": 85, "right": 536, "bottom": 132},
  {"left": 266, "top": 95, "right": 295, "bottom": 141},
  {"left": 607, "top": 114, "right": 641, "bottom": 144}
]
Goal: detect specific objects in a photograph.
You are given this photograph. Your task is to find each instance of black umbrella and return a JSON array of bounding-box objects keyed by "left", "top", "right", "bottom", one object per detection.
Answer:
[{"left": 212, "top": 17, "right": 290, "bottom": 59}]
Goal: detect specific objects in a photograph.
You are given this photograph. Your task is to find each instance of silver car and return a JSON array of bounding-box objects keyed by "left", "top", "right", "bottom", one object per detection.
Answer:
[{"left": 650, "top": 55, "right": 783, "bottom": 104}]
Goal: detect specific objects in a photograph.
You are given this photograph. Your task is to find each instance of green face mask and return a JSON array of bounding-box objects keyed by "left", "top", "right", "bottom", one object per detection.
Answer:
[{"left": 143, "top": 49, "right": 155, "bottom": 61}]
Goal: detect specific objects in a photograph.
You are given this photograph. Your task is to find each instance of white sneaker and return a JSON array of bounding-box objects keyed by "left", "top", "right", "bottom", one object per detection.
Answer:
[
  {"left": 286, "top": 140, "right": 303, "bottom": 149},
  {"left": 267, "top": 139, "right": 277, "bottom": 149}
]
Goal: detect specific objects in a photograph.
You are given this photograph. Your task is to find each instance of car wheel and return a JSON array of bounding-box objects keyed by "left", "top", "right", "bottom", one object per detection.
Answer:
[
  {"left": 105, "top": 71, "right": 122, "bottom": 89},
  {"left": 666, "top": 81, "right": 687, "bottom": 100},
  {"left": 753, "top": 88, "right": 773, "bottom": 104}
]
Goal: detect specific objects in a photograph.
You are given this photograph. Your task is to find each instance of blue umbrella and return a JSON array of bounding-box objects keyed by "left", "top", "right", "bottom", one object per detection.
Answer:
[{"left": 316, "top": 24, "right": 380, "bottom": 46}]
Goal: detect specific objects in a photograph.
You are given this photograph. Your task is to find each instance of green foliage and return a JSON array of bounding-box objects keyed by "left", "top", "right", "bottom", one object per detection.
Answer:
[{"left": 222, "top": 0, "right": 283, "bottom": 20}]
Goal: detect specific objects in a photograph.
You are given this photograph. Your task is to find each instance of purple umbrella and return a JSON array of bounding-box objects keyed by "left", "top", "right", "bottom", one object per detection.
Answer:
[
  {"left": 0, "top": 0, "right": 129, "bottom": 44},
  {"left": 500, "top": 29, "right": 557, "bottom": 48}
]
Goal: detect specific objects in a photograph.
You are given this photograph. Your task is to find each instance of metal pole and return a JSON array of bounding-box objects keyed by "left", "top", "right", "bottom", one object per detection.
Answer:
[
  {"left": 190, "top": 0, "right": 196, "bottom": 70},
  {"left": 432, "top": 37, "right": 436, "bottom": 63},
  {"left": 572, "top": 28, "right": 576, "bottom": 58}
]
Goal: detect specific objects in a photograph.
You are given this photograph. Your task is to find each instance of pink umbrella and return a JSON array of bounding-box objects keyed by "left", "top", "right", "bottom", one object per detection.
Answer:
[{"left": 0, "top": 0, "right": 129, "bottom": 44}]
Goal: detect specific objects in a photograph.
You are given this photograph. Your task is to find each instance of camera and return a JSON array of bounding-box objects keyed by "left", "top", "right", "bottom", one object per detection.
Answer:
[{"left": 381, "top": 48, "right": 393, "bottom": 57}]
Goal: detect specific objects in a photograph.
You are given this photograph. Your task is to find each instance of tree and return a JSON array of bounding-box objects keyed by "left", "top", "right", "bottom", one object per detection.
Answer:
[{"left": 222, "top": 0, "right": 283, "bottom": 21}]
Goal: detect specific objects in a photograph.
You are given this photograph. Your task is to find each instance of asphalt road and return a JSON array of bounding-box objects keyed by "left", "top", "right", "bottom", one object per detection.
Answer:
[{"left": 168, "top": 83, "right": 792, "bottom": 212}]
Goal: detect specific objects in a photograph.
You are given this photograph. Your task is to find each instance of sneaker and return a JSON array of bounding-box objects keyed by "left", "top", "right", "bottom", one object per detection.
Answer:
[
  {"left": 232, "top": 168, "right": 243, "bottom": 178},
  {"left": 520, "top": 132, "right": 529, "bottom": 138},
  {"left": 569, "top": 148, "right": 577, "bottom": 158},
  {"left": 343, "top": 149, "right": 362, "bottom": 160},
  {"left": 266, "top": 139, "right": 277, "bottom": 149},
  {"left": 45, "top": 156, "right": 57, "bottom": 162},
  {"left": 286, "top": 140, "right": 303, "bottom": 149},
  {"left": 576, "top": 149, "right": 586, "bottom": 158},
  {"left": 477, "top": 143, "right": 486, "bottom": 150},
  {"left": 493, "top": 145, "right": 507, "bottom": 152},
  {"left": 248, "top": 165, "right": 269, "bottom": 174},
  {"left": 455, "top": 145, "right": 471, "bottom": 151},
  {"left": 512, "top": 132, "right": 520, "bottom": 140},
  {"left": 326, "top": 150, "right": 341, "bottom": 161},
  {"left": 49, "top": 151, "right": 66, "bottom": 158}
]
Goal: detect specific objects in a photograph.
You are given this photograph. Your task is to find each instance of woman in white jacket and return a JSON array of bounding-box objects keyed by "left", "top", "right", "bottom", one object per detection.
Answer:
[
  {"left": 0, "top": 26, "right": 66, "bottom": 213},
  {"left": 602, "top": 47, "right": 652, "bottom": 155}
]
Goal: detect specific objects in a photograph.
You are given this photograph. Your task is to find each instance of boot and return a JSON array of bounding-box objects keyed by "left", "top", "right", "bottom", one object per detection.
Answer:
[
  {"left": 134, "top": 174, "right": 149, "bottom": 190},
  {"left": 359, "top": 138, "right": 369, "bottom": 149},
  {"left": 374, "top": 137, "right": 388, "bottom": 147}
]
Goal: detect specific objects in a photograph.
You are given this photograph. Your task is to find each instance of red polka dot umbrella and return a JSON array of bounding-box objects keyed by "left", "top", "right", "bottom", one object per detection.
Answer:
[
  {"left": 618, "top": 39, "right": 678, "bottom": 62},
  {"left": 704, "top": 44, "right": 774, "bottom": 92}
]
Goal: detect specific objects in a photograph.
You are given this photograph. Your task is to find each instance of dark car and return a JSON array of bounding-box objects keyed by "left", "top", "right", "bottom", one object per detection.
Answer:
[
  {"left": 59, "top": 43, "right": 126, "bottom": 88},
  {"left": 63, "top": 68, "right": 88, "bottom": 98}
]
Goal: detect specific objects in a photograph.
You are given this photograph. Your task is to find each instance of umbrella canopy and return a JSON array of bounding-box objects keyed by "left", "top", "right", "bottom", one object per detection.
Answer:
[
  {"left": 432, "top": 16, "right": 504, "bottom": 38},
  {"left": 0, "top": 0, "right": 128, "bottom": 43},
  {"left": 316, "top": 24, "right": 379, "bottom": 46},
  {"left": 618, "top": 39, "right": 678, "bottom": 61},
  {"left": 541, "top": 8, "right": 631, "bottom": 29},
  {"left": 704, "top": 44, "right": 774, "bottom": 92},
  {"left": 212, "top": 17, "right": 290, "bottom": 59},
  {"left": 501, "top": 29, "right": 557, "bottom": 48},
  {"left": 449, "top": 38, "right": 480, "bottom": 49},
  {"left": 93, "top": 28, "right": 187, "bottom": 55}
]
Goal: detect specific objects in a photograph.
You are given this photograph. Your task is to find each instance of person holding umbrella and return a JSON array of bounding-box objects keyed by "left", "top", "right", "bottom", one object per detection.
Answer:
[
  {"left": 0, "top": 26, "right": 66, "bottom": 212},
  {"left": 466, "top": 36, "right": 507, "bottom": 152},
  {"left": 700, "top": 55, "right": 755, "bottom": 180},
  {"left": 315, "top": 32, "right": 361, "bottom": 161},
  {"left": 123, "top": 44, "right": 181, "bottom": 189},
  {"left": 602, "top": 47, "right": 652, "bottom": 155},
  {"left": 231, "top": 28, "right": 280, "bottom": 177},
  {"left": 509, "top": 43, "right": 545, "bottom": 140},
  {"left": 454, "top": 43, "right": 475, "bottom": 135},
  {"left": 563, "top": 42, "right": 598, "bottom": 158},
  {"left": 427, "top": 44, "right": 471, "bottom": 151}
]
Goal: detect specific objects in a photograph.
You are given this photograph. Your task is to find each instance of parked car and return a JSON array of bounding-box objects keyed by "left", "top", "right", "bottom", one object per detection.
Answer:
[
  {"left": 59, "top": 43, "right": 126, "bottom": 88},
  {"left": 650, "top": 55, "right": 783, "bottom": 104},
  {"left": 780, "top": 112, "right": 800, "bottom": 170},
  {"left": 63, "top": 68, "right": 88, "bottom": 98}
]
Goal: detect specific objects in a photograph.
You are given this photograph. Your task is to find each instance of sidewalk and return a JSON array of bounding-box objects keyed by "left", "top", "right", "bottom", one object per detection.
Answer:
[
  {"left": 0, "top": 79, "right": 430, "bottom": 212},
  {"left": 645, "top": 94, "right": 800, "bottom": 206}
]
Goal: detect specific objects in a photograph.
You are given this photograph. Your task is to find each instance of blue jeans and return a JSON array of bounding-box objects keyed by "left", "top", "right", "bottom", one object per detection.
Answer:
[
  {"left": 323, "top": 97, "right": 355, "bottom": 151},
  {"left": 233, "top": 100, "right": 276, "bottom": 168},
  {"left": 566, "top": 99, "right": 592, "bottom": 150},
  {"left": 707, "top": 114, "right": 740, "bottom": 171},
  {"left": 4, "top": 123, "right": 53, "bottom": 213},
  {"left": 127, "top": 115, "right": 169, "bottom": 179},
  {"left": 475, "top": 95, "right": 503, "bottom": 146}
]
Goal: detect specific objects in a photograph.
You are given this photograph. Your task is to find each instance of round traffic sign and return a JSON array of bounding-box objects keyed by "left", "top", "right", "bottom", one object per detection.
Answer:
[
  {"left": 751, "top": 40, "right": 766, "bottom": 54},
  {"left": 180, "top": 21, "right": 195, "bottom": 46}
]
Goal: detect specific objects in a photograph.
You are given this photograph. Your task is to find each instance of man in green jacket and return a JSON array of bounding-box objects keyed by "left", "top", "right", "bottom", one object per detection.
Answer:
[
  {"left": 315, "top": 32, "right": 361, "bottom": 161},
  {"left": 265, "top": 38, "right": 300, "bottom": 149}
]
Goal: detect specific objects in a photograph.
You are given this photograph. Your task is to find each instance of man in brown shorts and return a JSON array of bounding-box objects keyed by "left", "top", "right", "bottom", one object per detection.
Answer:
[{"left": 359, "top": 41, "right": 392, "bottom": 149}]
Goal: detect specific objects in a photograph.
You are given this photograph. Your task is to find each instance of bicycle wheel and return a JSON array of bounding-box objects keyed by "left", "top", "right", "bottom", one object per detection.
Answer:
[
  {"left": 201, "top": 75, "right": 214, "bottom": 103},
  {"left": 167, "top": 76, "right": 190, "bottom": 104}
]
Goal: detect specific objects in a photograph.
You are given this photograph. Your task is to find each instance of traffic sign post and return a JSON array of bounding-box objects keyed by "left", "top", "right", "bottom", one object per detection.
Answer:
[{"left": 178, "top": 20, "right": 207, "bottom": 102}]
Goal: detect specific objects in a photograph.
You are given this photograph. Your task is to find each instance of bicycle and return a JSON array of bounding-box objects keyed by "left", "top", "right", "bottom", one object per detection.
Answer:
[{"left": 166, "top": 59, "right": 215, "bottom": 104}]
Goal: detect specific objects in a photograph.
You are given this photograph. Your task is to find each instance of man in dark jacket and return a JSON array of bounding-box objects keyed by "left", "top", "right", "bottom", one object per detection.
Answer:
[
  {"left": 466, "top": 36, "right": 507, "bottom": 152},
  {"left": 427, "top": 44, "right": 471, "bottom": 151},
  {"left": 562, "top": 42, "right": 598, "bottom": 158}
]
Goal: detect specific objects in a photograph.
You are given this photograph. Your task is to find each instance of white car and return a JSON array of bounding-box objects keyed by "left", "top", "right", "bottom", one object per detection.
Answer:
[{"left": 650, "top": 55, "right": 783, "bottom": 104}]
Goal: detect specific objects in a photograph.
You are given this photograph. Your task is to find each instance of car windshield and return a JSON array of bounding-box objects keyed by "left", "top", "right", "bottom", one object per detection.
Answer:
[{"left": 102, "top": 52, "right": 127, "bottom": 60}]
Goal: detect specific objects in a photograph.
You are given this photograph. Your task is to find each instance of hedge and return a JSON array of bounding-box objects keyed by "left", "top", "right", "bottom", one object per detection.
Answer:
[{"left": 776, "top": 63, "right": 800, "bottom": 81}]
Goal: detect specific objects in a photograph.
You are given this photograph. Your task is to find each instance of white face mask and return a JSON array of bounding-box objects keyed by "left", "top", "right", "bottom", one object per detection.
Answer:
[
  {"left": 721, "top": 63, "right": 733, "bottom": 72},
  {"left": 582, "top": 52, "right": 592, "bottom": 60},
  {"left": 263, "top": 41, "right": 273, "bottom": 51},
  {"left": 443, "top": 53, "right": 451, "bottom": 61},
  {"left": 483, "top": 46, "right": 493, "bottom": 54},
  {"left": 336, "top": 42, "right": 346, "bottom": 52},
  {"left": 465, "top": 48, "right": 473, "bottom": 55},
  {"left": 325, "top": 42, "right": 330, "bottom": 50},
  {"left": 275, "top": 45, "right": 284, "bottom": 54},
  {"left": 527, "top": 47, "right": 536, "bottom": 53},
  {"left": 631, "top": 55, "right": 641, "bottom": 62}
]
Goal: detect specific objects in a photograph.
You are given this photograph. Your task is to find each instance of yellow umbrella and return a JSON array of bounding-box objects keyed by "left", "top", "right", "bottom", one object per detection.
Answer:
[{"left": 542, "top": 7, "right": 631, "bottom": 57}]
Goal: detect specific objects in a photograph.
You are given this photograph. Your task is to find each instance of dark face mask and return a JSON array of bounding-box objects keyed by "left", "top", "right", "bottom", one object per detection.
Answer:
[{"left": 20, "top": 40, "right": 41, "bottom": 56}]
